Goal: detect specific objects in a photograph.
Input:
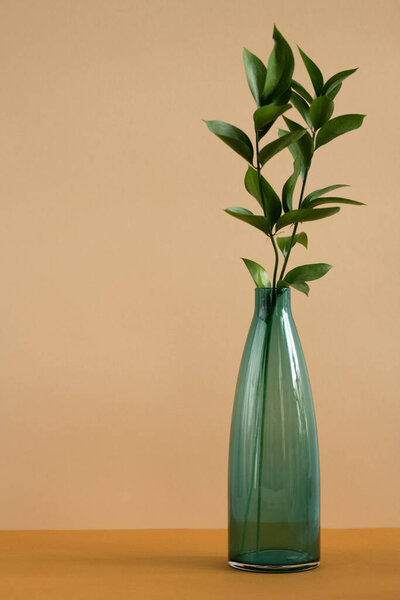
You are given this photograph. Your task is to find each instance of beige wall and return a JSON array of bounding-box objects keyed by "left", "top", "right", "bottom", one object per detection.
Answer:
[{"left": 0, "top": 0, "right": 399, "bottom": 530}]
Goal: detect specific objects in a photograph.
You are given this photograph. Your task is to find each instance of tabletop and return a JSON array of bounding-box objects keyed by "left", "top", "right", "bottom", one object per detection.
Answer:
[{"left": 0, "top": 528, "right": 399, "bottom": 599}]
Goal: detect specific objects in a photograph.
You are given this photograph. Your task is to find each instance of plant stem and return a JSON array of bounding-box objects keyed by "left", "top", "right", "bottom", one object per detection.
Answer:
[
  {"left": 278, "top": 131, "right": 316, "bottom": 282},
  {"left": 270, "top": 234, "right": 279, "bottom": 292},
  {"left": 255, "top": 294, "right": 276, "bottom": 553},
  {"left": 278, "top": 168, "right": 309, "bottom": 281},
  {"left": 238, "top": 294, "right": 276, "bottom": 557},
  {"left": 238, "top": 132, "right": 280, "bottom": 556},
  {"left": 255, "top": 132, "right": 279, "bottom": 291},
  {"left": 255, "top": 133, "right": 266, "bottom": 216}
]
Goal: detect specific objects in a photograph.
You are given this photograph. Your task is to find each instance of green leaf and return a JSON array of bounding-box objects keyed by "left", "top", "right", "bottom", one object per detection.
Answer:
[
  {"left": 204, "top": 120, "right": 254, "bottom": 163},
  {"left": 285, "top": 263, "right": 333, "bottom": 283},
  {"left": 263, "top": 26, "right": 294, "bottom": 103},
  {"left": 244, "top": 166, "right": 264, "bottom": 209},
  {"left": 243, "top": 48, "right": 267, "bottom": 107},
  {"left": 326, "top": 83, "right": 342, "bottom": 100},
  {"left": 275, "top": 87, "right": 292, "bottom": 105},
  {"left": 291, "top": 79, "right": 313, "bottom": 104},
  {"left": 278, "top": 128, "right": 306, "bottom": 178},
  {"left": 242, "top": 258, "right": 271, "bottom": 288},
  {"left": 256, "top": 122, "right": 275, "bottom": 142},
  {"left": 258, "top": 129, "right": 306, "bottom": 166},
  {"left": 225, "top": 207, "right": 270, "bottom": 234},
  {"left": 309, "top": 96, "right": 334, "bottom": 130},
  {"left": 253, "top": 104, "right": 291, "bottom": 130},
  {"left": 303, "top": 184, "right": 349, "bottom": 205},
  {"left": 282, "top": 159, "right": 301, "bottom": 212},
  {"left": 244, "top": 166, "right": 281, "bottom": 226},
  {"left": 282, "top": 116, "right": 314, "bottom": 169},
  {"left": 277, "top": 278, "right": 310, "bottom": 295},
  {"left": 275, "top": 207, "right": 340, "bottom": 232},
  {"left": 315, "top": 114, "right": 366, "bottom": 149},
  {"left": 291, "top": 91, "right": 312, "bottom": 128},
  {"left": 323, "top": 68, "right": 358, "bottom": 96},
  {"left": 303, "top": 197, "right": 365, "bottom": 208},
  {"left": 277, "top": 231, "right": 308, "bottom": 257},
  {"left": 297, "top": 46, "right": 324, "bottom": 96},
  {"left": 296, "top": 231, "right": 308, "bottom": 248},
  {"left": 291, "top": 281, "right": 310, "bottom": 295}
]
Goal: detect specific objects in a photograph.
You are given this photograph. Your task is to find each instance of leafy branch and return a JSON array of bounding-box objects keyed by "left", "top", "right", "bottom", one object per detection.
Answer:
[{"left": 204, "top": 25, "right": 365, "bottom": 296}]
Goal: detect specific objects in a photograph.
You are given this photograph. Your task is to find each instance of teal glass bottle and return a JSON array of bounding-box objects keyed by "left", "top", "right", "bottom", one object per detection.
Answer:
[{"left": 228, "top": 287, "right": 320, "bottom": 572}]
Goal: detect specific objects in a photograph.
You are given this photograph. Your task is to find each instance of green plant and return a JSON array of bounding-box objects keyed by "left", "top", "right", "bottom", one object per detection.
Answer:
[{"left": 204, "top": 26, "right": 365, "bottom": 295}]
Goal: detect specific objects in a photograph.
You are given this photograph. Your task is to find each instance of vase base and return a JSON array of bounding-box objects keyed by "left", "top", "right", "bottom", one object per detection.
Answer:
[{"left": 229, "top": 549, "right": 320, "bottom": 573}]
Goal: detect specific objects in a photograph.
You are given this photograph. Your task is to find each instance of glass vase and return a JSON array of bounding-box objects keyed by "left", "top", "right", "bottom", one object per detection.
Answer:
[{"left": 228, "top": 287, "right": 320, "bottom": 572}]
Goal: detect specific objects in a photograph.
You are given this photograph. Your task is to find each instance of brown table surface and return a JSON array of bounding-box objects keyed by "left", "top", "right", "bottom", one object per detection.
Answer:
[{"left": 0, "top": 529, "right": 399, "bottom": 599}]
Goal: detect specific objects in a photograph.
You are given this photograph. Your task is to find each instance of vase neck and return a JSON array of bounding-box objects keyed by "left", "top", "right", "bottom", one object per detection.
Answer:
[{"left": 254, "top": 288, "right": 291, "bottom": 320}]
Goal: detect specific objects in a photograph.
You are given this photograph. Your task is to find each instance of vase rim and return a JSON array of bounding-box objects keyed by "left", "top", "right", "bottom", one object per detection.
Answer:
[{"left": 254, "top": 287, "right": 290, "bottom": 291}]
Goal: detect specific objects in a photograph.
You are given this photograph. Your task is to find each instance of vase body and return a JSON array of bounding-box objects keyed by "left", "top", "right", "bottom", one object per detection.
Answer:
[{"left": 228, "top": 288, "right": 320, "bottom": 572}]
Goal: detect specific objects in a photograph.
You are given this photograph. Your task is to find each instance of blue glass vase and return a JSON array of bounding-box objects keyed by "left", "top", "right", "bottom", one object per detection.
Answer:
[{"left": 228, "top": 287, "right": 320, "bottom": 572}]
